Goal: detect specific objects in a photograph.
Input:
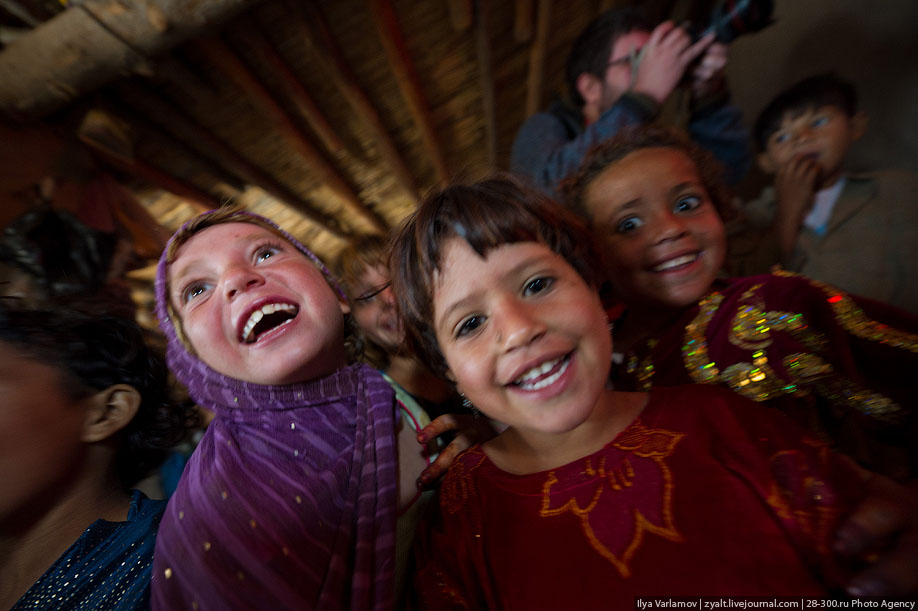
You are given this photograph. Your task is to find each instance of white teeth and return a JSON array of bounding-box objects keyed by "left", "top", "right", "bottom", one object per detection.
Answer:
[
  {"left": 515, "top": 357, "right": 560, "bottom": 384},
  {"left": 654, "top": 254, "right": 697, "bottom": 272},
  {"left": 514, "top": 356, "right": 570, "bottom": 390},
  {"left": 241, "top": 303, "right": 297, "bottom": 342}
]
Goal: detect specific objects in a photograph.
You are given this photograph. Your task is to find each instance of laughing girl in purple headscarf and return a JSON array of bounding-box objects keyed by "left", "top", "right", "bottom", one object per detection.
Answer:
[{"left": 151, "top": 208, "right": 408, "bottom": 610}]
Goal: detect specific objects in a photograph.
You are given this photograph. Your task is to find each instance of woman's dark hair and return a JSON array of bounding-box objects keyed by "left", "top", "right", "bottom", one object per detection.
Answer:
[
  {"left": 390, "top": 173, "right": 603, "bottom": 379},
  {"left": 566, "top": 7, "right": 653, "bottom": 107},
  {"left": 0, "top": 304, "right": 197, "bottom": 488},
  {"left": 561, "top": 125, "right": 734, "bottom": 223}
]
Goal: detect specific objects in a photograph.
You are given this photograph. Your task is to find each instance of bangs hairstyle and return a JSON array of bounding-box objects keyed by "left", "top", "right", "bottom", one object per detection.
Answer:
[
  {"left": 332, "top": 234, "right": 392, "bottom": 370},
  {"left": 163, "top": 206, "right": 358, "bottom": 361},
  {"left": 390, "top": 174, "right": 603, "bottom": 379},
  {"left": 561, "top": 125, "right": 734, "bottom": 223},
  {"left": 754, "top": 73, "right": 858, "bottom": 150},
  {"left": 566, "top": 7, "right": 653, "bottom": 107}
]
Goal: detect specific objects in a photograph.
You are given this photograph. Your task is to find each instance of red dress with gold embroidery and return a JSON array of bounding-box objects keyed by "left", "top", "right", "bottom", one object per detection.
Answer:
[
  {"left": 413, "top": 385, "right": 863, "bottom": 610},
  {"left": 613, "top": 272, "right": 918, "bottom": 479}
]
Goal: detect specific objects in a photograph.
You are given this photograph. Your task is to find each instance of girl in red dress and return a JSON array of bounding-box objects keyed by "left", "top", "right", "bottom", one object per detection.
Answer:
[
  {"left": 389, "top": 176, "right": 908, "bottom": 608},
  {"left": 561, "top": 126, "right": 917, "bottom": 480}
]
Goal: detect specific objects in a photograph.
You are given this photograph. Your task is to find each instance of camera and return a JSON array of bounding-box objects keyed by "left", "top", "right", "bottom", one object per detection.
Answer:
[{"left": 694, "top": 0, "right": 775, "bottom": 44}]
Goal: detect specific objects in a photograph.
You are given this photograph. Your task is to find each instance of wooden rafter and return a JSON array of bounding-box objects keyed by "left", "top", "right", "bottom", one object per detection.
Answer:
[
  {"left": 524, "top": 0, "right": 552, "bottom": 118},
  {"left": 82, "top": 142, "right": 217, "bottom": 213},
  {"left": 193, "top": 36, "right": 387, "bottom": 235},
  {"left": 114, "top": 82, "right": 348, "bottom": 238},
  {"left": 448, "top": 0, "right": 473, "bottom": 32},
  {"left": 231, "top": 24, "right": 348, "bottom": 157},
  {"left": 0, "top": 0, "right": 262, "bottom": 119},
  {"left": 368, "top": 0, "right": 450, "bottom": 185},
  {"left": 514, "top": 0, "right": 534, "bottom": 43},
  {"left": 300, "top": 2, "right": 419, "bottom": 201},
  {"left": 474, "top": 0, "right": 497, "bottom": 167}
]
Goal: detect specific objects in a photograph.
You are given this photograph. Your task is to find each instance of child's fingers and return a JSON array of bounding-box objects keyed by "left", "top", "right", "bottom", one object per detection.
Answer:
[
  {"left": 648, "top": 20, "right": 676, "bottom": 47},
  {"left": 835, "top": 474, "right": 918, "bottom": 596},
  {"left": 417, "top": 434, "right": 473, "bottom": 488},
  {"left": 683, "top": 32, "right": 715, "bottom": 64},
  {"left": 417, "top": 413, "right": 459, "bottom": 444},
  {"left": 845, "top": 542, "right": 918, "bottom": 597}
]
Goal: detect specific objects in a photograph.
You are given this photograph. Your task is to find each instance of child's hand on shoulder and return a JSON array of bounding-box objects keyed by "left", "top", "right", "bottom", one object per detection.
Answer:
[{"left": 415, "top": 413, "right": 498, "bottom": 489}]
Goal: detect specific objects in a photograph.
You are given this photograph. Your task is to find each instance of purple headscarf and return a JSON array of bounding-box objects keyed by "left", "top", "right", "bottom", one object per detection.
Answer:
[{"left": 151, "top": 210, "right": 398, "bottom": 610}]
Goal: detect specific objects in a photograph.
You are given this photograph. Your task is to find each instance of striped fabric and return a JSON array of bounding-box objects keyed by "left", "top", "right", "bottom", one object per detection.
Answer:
[{"left": 151, "top": 211, "right": 398, "bottom": 610}]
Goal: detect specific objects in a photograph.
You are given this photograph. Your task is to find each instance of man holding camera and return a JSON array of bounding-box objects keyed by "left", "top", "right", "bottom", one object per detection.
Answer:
[{"left": 511, "top": 8, "right": 751, "bottom": 194}]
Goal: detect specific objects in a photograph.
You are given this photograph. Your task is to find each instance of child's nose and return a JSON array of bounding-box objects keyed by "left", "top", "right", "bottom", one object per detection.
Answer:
[
  {"left": 497, "top": 298, "right": 546, "bottom": 351},
  {"left": 224, "top": 267, "right": 264, "bottom": 300},
  {"left": 652, "top": 211, "right": 688, "bottom": 244},
  {"left": 379, "top": 285, "right": 396, "bottom": 307}
]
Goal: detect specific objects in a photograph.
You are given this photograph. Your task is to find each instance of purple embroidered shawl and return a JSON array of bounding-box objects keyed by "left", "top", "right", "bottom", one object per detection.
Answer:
[{"left": 151, "top": 211, "right": 398, "bottom": 610}]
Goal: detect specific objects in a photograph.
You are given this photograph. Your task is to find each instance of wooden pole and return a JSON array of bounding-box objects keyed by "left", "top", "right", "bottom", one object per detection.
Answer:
[
  {"left": 0, "top": 0, "right": 262, "bottom": 118},
  {"left": 514, "top": 0, "right": 534, "bottom": 43},
  {"left": 114, "top": 81, "right": 348, "bottom": 238},
  {"left": 448, "top": 0, "right": 473, "bottom": 32},
  {"left": 474, "top": 0, "right": 497, "bottom": 168},
  {"left": 300, "top": 2, "right": 419, "bottom": 201},
  {"left": 524, "top": 0, "right": 552, "bottom": 118},
  {"left": 368, "top": 0, "right": 450, "bottom": 184},
  {"left": 232, "top": 24, "right": 348, "bottom": 157},
  {"left": 194, "top": 36, "right": 387, "bottom": 234}
]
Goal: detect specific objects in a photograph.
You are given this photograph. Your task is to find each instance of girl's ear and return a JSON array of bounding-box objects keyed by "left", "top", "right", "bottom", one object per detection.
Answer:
[
  {"left": 339, "top": 298, "right": 351, "bottom": 315},
  {"left": 81, "top": 384, "right": 141, "bottom": 443},
  {"left": 444, "top": 368, "right": 457, "bottom": 384}
]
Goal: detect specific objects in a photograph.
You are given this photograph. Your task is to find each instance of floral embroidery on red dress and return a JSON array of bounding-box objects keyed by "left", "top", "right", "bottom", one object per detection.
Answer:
[
  {"left": 441, "top": 448, "right": 488, "bottom": 516},
  {"left": 540, "top": 421, "right": 685, "bottom": 578}
]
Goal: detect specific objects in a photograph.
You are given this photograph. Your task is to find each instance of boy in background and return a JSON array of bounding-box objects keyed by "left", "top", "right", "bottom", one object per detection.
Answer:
[{"left": 742, "top": 73, "right": 918, "bottom": 314}]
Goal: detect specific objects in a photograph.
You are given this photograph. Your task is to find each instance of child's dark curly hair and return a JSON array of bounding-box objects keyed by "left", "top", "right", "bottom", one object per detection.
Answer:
[
  {"left": 561, "top": 125, "right": 734, "bottom": 224},
  {"left": 0, "top": 304, "right": 198, "bottom": 488}
]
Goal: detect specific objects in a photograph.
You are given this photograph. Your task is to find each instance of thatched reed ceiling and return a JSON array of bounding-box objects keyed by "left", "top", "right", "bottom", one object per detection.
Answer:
[{"left": 0, "top": 0, "right": 681, "bottom": 321}]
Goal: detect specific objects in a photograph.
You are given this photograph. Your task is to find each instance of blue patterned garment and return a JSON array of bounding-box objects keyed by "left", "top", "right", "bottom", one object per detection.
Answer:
[{"left": 13, "top": 490, "right": 165, "bottom": 610}]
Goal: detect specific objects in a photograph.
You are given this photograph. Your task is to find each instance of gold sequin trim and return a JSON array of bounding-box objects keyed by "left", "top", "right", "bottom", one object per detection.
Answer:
[{"left": 774, "top": 270, "right": 918, "bottom": 353}]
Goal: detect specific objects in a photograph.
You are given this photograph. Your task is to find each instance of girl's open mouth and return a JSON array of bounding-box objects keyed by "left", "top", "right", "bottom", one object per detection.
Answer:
[
  {"left": 511, "top": 353, "right": 572, "bottom": 391},
  {"left": 240, "top": 303, "right": 299, "bottom": 344}
]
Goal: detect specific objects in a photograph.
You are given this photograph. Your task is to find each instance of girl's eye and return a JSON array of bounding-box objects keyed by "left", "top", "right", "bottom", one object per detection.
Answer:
[
  {"left": 811, "top": 116, "right": 829, "bottom": 128},
  {"left": 182, "top": 282, "right": 210, "bottom": 304},
  {"left": 456, "top": 315, "right": 485, "bottom": 338},
  {"left": 773, "top": 132, "right": 790, "bottom": 144},
  {"left": 674, "top": 195, "right": 702, "bottom": 213},
  {"left": 523, "top": 276, "right": 554, "bottom": 296},
  {"left": 254, "top": 243, "right": 283, "bottom": 263},
  {"left": 616, "top": 216, "right": 643, "bottom": 234}
]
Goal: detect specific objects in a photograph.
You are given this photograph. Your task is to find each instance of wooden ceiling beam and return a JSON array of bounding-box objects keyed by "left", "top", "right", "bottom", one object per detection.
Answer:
[
  {"left": 368, "top": 0, "right": 450, "bottom": 185},
  {"left": 474, "top": 0, "right": 497, "bottom": 168},
  {"left": 114, "top": 81, "right": 349, "bottom": 239},
  {"left": 300, "top": 2, "right": 418, "bottom": 202},
  {"left": 514, "top": 0, "right": 534, "bottom": 43},
  {"left": 232, "top": 24, "right": 348, "bottom": 158},
  {"left": 0, "top": 0, "right": 262, "bottom": 119},
  {"left": 524, "top": 0, "right": 552, "bottom": 118},
  {"left": 81, "top": 142, "right": 217, "bottom": 213},
  {"left": 448, "top": 0, "right": 473, "bottom": 32},
  {"left": 193, "top": 36, "right": 387, "bottom": 234}
]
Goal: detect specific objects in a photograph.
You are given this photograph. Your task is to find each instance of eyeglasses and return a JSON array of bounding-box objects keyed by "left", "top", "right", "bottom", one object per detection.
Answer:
[{"left": 354, "top": 282, "right": 391, "bottom": 304}]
